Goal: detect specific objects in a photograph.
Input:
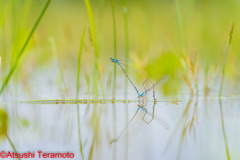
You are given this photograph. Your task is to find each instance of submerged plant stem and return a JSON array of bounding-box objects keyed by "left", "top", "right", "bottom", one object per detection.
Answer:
[
  {"left": 219, "top": 99, "right": 231, "bottom": 160},
  {"left": 0, "top": 0, "right": 52, "bottom": 96}
]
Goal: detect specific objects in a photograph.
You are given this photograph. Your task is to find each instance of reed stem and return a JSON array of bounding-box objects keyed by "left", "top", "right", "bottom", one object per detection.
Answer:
[
  {"left": 111, "top": 0, "right": 117, "bottom": 159},
  {"left": 84, "top": 0, "right": 104, "bottom": 98},
  {"left": 122, "top": 0, "right": 129, "bottom": 159},
  {"left": 175, "top": 0, "right": 184, "bottom": 52},
  {"left": 219, "top": 22, "right": 234, "bottom": 97},
  {"left": 111, "top": 0, "right": 117, "bottom": 98}
]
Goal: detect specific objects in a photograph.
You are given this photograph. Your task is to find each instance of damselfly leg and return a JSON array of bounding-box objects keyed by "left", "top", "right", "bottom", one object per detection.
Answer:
[
  {"left": 142, "top": 78, "right": 156, "bottom": 101},
  {"left": 145, "top": 74, "right": 171, "bottom": 101}
]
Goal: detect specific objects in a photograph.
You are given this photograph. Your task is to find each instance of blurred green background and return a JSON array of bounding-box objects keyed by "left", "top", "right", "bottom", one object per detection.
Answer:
[{"left": 0, "top": 0, "right": 239, "bottom": 96}]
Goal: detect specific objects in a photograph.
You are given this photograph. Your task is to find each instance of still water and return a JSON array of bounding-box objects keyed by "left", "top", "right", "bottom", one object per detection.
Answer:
[{"left": 1, "top": 84, "right": 240, "bottom": 160}]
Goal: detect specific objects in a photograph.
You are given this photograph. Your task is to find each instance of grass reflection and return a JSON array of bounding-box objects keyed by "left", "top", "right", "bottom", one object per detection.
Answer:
[
  {"left": 219, "top": 99, "right": 231, "bottom": 160},
  {"left": 165, "top": 94, "right": 198, "bottom": 160}
]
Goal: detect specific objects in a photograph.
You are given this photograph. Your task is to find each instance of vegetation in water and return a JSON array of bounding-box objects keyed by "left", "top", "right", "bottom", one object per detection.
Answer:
[{"left": 0, "top": 0, "right": 239, "bottom": 160}]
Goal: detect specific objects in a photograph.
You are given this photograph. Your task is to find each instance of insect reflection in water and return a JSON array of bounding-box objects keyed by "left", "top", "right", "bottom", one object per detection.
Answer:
[{"left": 110, "top": 101, "right": 170, "bottom": 146}]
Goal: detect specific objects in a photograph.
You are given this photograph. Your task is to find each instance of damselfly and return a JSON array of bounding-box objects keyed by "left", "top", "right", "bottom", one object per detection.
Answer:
[{"left": 110, "top": 57, "right": 170, "bottom": 101}]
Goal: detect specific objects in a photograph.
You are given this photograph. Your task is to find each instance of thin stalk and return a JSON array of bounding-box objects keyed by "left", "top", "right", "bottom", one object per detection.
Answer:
[
  {"left": 96, "top": 59, "right": 104, "bottom": 97},
  {"left": 219, "top": 22, "right": 234, "bottom": 97},
  {"left": 76, "top": 28, "right": 86, "bottom": 160},
  {"left": 111, "top": 0, "right": 117, "bottom": 98},
  {"left": 0, "top": 0, "right": 51, "bottom": 96},
  {"left": 175, "top": 0, "right": 188, "bottom": 88},
  {"left": 49, "top": 37, "right": 69, "bottom": 93},
  {"left": 182, "top": 72, "right": 194, "bottom": 95},
  {"left": 111, "top": 0, "right": 117, "bottom": 159},
  {"left": 84, "top": 0, "right": 104, "bottom": 98},
  {"left": 122, "top": 0, "right": 129, "bottom": 159},
  {"left": 122, "top": 0, "right": 129, "bottom": 93},
  {"left": 84, "top": 0, "right": 98, "bottom": 58},
  {"left": 87, "top": 27, "right": 99, "bottom": 97},
  {"left": 0, "top": 0, "right": 14, "bottom": 67},
  {"left": 6, "top": 134, "right": 20, "bottom": 160},
  {"left": 58, "top": 67, "right": 69, "bottom": 93},
  {"left": 97, "top": 0, "right": 105, "bottom": 36},
  {"left": 175, "top": 0, "right": 184, "bottom": 52},
  {"left": 105, "top": 71, "right": 112, "bottom": 98},
  {"left": 77, "top": 27, "right": 86, "bottom": 98}
]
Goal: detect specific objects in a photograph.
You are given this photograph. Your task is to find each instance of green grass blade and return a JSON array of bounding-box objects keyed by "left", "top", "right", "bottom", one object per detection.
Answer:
[
  {"left": 122, "top": 0, "right": 129, "bottom": 93},
  {"left": 110, "top": 2, "right": 117, "bottom": 159},
  {"left": 0, "top": 0, "right": 52, "bottom": 96},
  {"left": 77, "top": 27, "right": 86, "bottom": 98},
  {"left": 175, "top": 0, "right": 184, "bottom": 52},
  {"left": 49, "top": 37, "right": 68, "bottom": 93},
  {"left": 122, "top": 0, "right": 129, "bottom": 159},
  {"left": 0, "top": 0, "right": 14, "bottom": 29},
  {"left": 111, "top": 0, "right": 117, "bottom": 97},
  {"left": 84, "top": 0, "right": 104, "bottom": 97},
  {"left": 84, "top": 0, "right": 98, "bottom": 58},
  {"left": 219, "top": 22, "right": 234, "bottom": 97}
]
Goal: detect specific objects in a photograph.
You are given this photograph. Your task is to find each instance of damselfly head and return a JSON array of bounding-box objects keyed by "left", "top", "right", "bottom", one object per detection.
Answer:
[
  {"left": 110, "top": 57, "right": 114, "bottom": 62},
  {"left": 110, "top": 57, "right": 118, "bottom": 63}
]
